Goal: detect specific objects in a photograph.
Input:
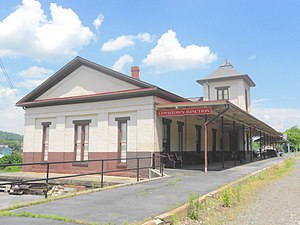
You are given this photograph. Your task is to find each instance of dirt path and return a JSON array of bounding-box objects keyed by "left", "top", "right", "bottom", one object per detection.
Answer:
[{"left": 232, "top": 157, "right": 300, "bottom": 225}]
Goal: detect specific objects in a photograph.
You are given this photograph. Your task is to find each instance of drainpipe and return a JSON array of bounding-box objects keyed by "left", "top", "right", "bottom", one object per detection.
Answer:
[{"left": 204, "top": 104, "right": 229, "bottom": 173}]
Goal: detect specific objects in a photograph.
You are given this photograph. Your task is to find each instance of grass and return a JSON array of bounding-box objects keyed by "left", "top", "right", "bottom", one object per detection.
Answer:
[
  {"left": 0, "top": 166, "right": 22, "bottom": 173},
  {"left": 0, "top": 211, "right": 133, "bottom": 225},
  {"left": 0, "top": 211, "right": 97, "bottom": 224},
  {"left": 181, "top": 156, "right": 297, "bottom": 224}
]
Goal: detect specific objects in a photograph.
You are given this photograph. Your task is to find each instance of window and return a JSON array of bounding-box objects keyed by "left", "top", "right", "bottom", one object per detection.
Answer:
[
  {"left": 42, "top": 122, "right": 51, "bottom": 161},
  {"left": 73, "top": 120, "right": 91, "bottom": 161},
  {"left": 195, "top": 125, "right": 202, "bottom": 153},
  {"left": 178, "top": 122, "right": 184, "bottom": 153},
  {"left": 115, "top": 117, "right": 130, "bottom": 163},
  {"left": 216, "top": 86, "right": 229, "bottom": 100}
]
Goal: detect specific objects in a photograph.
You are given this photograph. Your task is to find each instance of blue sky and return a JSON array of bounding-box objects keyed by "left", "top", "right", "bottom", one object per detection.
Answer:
[{"left": 0, "top": 0, "right": 300, "bottom": 134}]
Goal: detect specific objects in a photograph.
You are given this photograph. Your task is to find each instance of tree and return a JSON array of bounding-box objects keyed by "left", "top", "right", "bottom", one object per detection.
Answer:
[{"left": 284, "top": 126, "right": 300, "bottom": 149}]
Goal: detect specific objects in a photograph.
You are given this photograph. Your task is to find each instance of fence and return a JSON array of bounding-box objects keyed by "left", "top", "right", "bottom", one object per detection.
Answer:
[{"left": 0, "top": 153, "right": 165, "bottom": 198}]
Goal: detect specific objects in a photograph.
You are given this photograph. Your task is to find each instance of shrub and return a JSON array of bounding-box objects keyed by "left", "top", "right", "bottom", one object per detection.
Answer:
[{"left": 0, "top": 152, "right": 22, "bottom": 169}]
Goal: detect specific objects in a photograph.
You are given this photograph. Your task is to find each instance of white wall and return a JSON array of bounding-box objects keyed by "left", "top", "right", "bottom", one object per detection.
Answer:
[
  {"left": 37, "top": 66, "right": 139, "bottom": 100},
  {"left": 23, "top": 96, "right": 156, "bottom": 156},
  {"left": 202, "top": 78, "right": 251, "bottom": 112}
]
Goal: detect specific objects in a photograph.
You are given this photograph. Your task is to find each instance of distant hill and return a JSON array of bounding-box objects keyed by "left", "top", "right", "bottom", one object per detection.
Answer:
[
  {"left": 0, "top": 131, "right": 23, "bottom": 151},
  {"left": 0, "top": 131, "right": 23, "bottom": 143}
]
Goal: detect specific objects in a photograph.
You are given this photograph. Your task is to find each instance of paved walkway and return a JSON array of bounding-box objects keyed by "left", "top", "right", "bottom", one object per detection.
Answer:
[
  {"left": 0, "top": 193, "right": 43, "bottom": 210},
  {"left": 0, "top": 156, "right": 287, "bottom": 225}
]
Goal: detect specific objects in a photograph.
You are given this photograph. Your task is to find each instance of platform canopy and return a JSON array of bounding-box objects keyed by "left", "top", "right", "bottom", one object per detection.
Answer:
[{"left": 156, "top": 100, "right": 282, "bottom": 138}]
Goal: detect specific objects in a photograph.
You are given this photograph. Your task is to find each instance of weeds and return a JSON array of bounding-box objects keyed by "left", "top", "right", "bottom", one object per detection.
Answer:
[
  {"left": 182, "top": 157, "right": 297, "bottom": 224},
  {"left": 170, "top": 214, "right": 178, "bottom": 225},
  {"left": 236, "top": 184, "right": 242, "bottom": 203},
  {"left": 221, "top": 187, "right": 233, "bottom": 207},
  {"left": 187, "top": 193, "right": 201, "bottom": 220}
]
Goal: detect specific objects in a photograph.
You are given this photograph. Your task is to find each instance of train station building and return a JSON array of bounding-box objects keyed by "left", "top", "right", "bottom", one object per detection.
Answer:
[{"left": 16, "top": 57, "right": 282, "bottom": 175}]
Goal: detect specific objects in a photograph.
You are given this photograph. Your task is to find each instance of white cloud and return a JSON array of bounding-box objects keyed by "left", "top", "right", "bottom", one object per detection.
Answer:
[
  {"left": 247, "top": 55, "right": 256, "bottom": 60},
  {"left": 112, "top": 55, "right": 134, "bottom": 73},
  {"left": 15, "top": 66, "right": 52, "bottom": 89},
  {"left": 137, "top": 33, "right": 152, "bottom": 43},
  {"left": 93, "top": 13, "right": 104, "bottom": 30},
  {"left": 0, "top": 0, "right": 94, "bottom": 60},
  {"left": 101, "top": 36, "right": 135, "bottom": 52},
  {"left": 143, "top": 30, "right": 217, "bottom": 73},
  {"left": 19, "top": 66, "right": 53, "bottom": 78},
  {"left": 252, "top": 101, "right": 300, "bottom": 132},
  {"left": 0, "top": 87, "right": 24, "bottom": 134},
  {"left": 101, "top": 32, "right": 152, "bottom": 51},
  {"left": 15, "top": 79, "right": 45, "bottom": 90}
]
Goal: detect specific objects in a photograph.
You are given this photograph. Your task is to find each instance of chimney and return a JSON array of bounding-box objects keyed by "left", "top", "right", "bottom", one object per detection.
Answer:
[{"left": 131, "top": 66, "right": 140, "bottom": 79}]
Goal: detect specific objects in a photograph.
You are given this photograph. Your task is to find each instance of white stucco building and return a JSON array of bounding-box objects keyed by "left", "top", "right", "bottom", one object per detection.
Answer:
[{"left": 17, "top": 57, "right": 281, "bottom": 175}]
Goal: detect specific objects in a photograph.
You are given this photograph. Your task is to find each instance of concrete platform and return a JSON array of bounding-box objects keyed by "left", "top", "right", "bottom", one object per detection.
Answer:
[{"left": 0, "top": 171, "right": 139, "bottom": 186}]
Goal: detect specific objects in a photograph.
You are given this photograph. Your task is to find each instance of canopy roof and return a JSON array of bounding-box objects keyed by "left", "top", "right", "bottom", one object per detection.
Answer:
[{"left": 156, "top": 100, "right": 281, "bottom": 137}]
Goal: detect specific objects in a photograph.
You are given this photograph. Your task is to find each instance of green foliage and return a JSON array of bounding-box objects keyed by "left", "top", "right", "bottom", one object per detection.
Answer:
[
  {"left": 0, "top": 152, "right": 22, "bottom": 168},
  {"left": 170, "top": 214, "right": 178, "bottom": 225},
  {"left": 284, "top": 126, "right": 300, "bottom": 149},
  {"left": 0, "top": 165, "right": 21, "bottom": 172},
  {"left": 221, "top": 187, "right": 233, "bottom": 207},
  {"left": 252, "top": 141, "right": 259, "bottom": 150},
  {"left": 187, "top": 193, "right": 201, "bottom": 220}
]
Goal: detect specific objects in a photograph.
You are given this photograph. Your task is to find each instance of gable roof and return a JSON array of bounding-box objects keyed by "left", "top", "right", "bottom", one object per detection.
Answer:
[
  {"left": 197, "top": 60, "right": 256, "bottom": 87},
  {"left": 16, "top": 56, "right": 188, "bottom": 108}
]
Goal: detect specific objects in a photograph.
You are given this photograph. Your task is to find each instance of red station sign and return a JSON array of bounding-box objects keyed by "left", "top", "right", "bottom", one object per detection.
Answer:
[{"left": 157, "top": 107, "right": 212, "bottom": 117}]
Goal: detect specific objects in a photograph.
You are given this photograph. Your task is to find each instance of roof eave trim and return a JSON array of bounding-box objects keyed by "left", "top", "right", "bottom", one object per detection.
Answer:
[
  {"left": 16, "top": 89, "right": 158, "bottom": 108},
  {"left": 197, "top": 75, "right": 256, "bottom": 87}
]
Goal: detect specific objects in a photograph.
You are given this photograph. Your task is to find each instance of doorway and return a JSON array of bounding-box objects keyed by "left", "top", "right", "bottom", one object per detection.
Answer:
[{"left": 162, "top": 118, "right": 172, "bottom": 154}]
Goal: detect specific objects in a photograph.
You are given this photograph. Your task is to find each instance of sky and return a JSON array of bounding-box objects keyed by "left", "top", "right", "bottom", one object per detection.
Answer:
[{"left": 0, "top": 0, "right": 300, "bottom": 134}]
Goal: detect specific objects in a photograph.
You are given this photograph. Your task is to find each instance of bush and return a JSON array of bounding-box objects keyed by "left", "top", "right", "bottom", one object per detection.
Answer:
[{"left": 0, "top": 152, "right": 22, "bottom": 168}]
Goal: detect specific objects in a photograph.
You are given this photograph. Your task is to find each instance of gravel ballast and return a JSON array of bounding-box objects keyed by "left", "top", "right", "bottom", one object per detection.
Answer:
[{"left": 232, "top": 157, "right": 300, "bottom": 225}]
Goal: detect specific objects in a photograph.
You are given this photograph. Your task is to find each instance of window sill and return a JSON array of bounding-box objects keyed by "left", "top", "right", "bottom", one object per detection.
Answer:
[
  {"left": 72, "top": 162, "right": 88, "bottom": 167},
  {"left": 116, "top": 163, "right": 127, "bottom": 168}
]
